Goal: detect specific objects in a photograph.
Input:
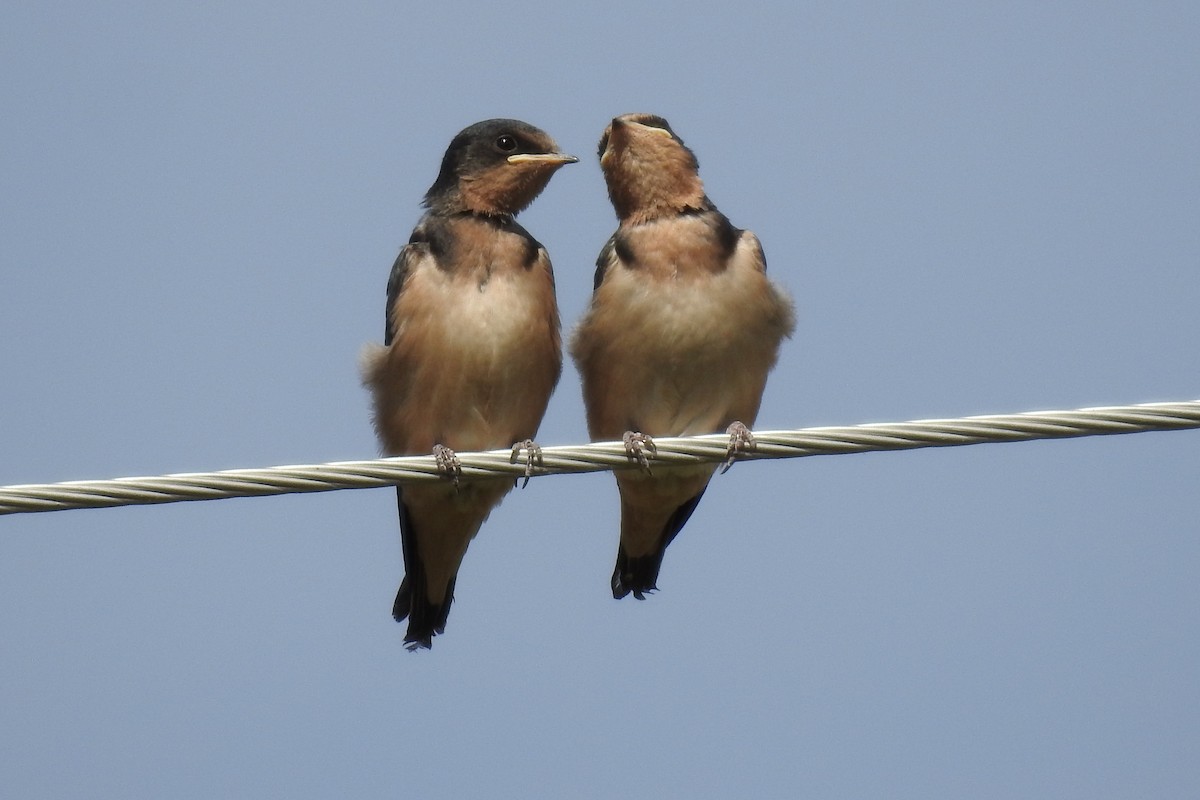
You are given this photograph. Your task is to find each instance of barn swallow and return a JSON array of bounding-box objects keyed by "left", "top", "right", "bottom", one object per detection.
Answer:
[
  {"left": 570, "top": 113, "right": 795, "bottom": 600},
  {"left": 361, "top": 119, "right": 576, "bottom": 649}
]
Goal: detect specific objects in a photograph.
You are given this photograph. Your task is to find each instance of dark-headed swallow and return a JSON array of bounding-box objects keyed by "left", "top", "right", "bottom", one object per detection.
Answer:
[
  {"left": 570, "top": 113, "right": 795, "bottom": 600},
  {"left": 362, "top": 119, "right": 576, "bottom": 649}
]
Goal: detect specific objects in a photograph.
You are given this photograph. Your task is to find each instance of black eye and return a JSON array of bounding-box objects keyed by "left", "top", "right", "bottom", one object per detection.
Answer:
[{"left": 495, "top": 135, "right": 518, "bottom": 152}]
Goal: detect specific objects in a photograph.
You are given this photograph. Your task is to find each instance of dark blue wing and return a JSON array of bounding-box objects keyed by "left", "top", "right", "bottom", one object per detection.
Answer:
[
  {"left": 592, "top": 234, "right": 619, "bottom": 292},
  {"left": 383, "top": 245, "right": 420, "bottom": 347}
]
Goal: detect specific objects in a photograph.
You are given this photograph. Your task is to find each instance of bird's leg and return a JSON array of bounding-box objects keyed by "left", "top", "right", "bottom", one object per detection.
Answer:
[
  {"left": 721, "top": 421, "right": 756, "bottom": 474},
  {"left": 509, "top": 438, "right": 544, "bottom": 489},
  {"left": 432, "top": 443, "right": 462, "bottom": 487},
  {"left": 622, "top": 430, "right": 657, "bottom": 474}
]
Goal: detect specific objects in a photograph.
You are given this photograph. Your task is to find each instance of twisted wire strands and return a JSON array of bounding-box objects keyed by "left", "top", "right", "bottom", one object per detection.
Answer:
[{"left": 2, "top": 399, "right": 1198, "bottom": 516}]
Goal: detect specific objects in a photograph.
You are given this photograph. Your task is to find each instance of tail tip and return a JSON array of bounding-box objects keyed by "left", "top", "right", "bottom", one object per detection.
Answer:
[
  {"left": 392, "top": 578, "right": 452, "bottom": 651},
  {"left": 611, "top": 561, "right": 659, "bottom": 600}
]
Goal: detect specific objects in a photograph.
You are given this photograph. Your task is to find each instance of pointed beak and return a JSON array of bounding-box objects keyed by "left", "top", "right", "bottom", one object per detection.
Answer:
[
  {"left": 506, "top": 153, "right": 579, "bottom": 165},
  {"left": 612, "top": 118, "right": 674, "bottom": 139}
]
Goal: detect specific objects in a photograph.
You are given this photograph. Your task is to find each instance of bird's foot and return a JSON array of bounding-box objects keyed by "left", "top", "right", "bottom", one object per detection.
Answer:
[
  {"left": 432, "top": 444, "right": 462, "bottom": 486},
  {"left": 509, "top": 439, "right": 544, "bottom": 489},
  {"left": 622, "top": 431, "right": 657, "bottom": 474},
  {"left": 721, "top": 421, "right": 756, "bottom": 474}
]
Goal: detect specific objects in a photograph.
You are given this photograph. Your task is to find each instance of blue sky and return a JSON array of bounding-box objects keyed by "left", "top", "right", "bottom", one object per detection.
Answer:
[{"left": 2, "top": 3, "right": 1198, "bottom": 797}]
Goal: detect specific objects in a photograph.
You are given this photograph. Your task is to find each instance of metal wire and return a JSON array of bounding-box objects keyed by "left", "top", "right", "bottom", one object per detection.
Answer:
[{"left": 2, "top": 399, "right": 1197, "bottom": 516}]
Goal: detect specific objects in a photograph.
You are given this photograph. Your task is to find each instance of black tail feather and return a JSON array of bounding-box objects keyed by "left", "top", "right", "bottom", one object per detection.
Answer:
[
  {"left": 610, "top": 551, "right": 661, "bottom": 600},
  {"left": 392, "top": 486, "right": 456, "bottom": 650},
  {"left": 611, "top": 487, "right": 707, "bottom": 599}
]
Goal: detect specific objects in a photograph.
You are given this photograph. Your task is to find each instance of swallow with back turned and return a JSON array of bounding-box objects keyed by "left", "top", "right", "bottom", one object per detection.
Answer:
[
  {"left": 570, "top": 113, "right": 795, "bottom": 600},
  {"left": 362, "top": 119, "right": 576, "bottom": 649}
]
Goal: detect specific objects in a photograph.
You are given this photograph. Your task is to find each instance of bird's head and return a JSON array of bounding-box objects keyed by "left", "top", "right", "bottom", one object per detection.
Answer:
[
  {"left": 424, "top": 119, "right": 577, "bottom": 217},
  {"left": 597, "top": 113, "right": 708, "bottom": 223}
]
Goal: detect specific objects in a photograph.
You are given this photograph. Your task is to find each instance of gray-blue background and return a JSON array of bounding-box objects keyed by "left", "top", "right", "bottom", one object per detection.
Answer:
[{"left": 3, "top": 3, "right": 1198, "bottom": 797}]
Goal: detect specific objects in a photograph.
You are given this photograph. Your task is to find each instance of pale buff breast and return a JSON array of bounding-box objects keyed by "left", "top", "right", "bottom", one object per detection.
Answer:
[
  {"left": 573, "top": 223, "right": 794, "bottom": 438},
  {"left": 363, "top": 246, "right": 560, "bottom": 454}
]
